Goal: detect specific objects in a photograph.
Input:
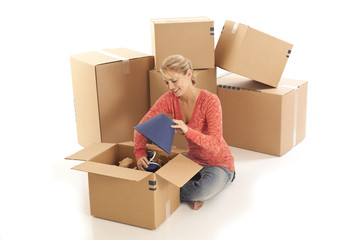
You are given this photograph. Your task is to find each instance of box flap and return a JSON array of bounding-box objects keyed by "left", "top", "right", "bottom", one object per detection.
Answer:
[
  {"left": 72, "top": 161, "right": 152, "bottom": 182},
  {"left": 65, "top": 143, "right": 116, "bottom": 161},
  {"left": 155, "top": 155, "right": 202, "bottom": 187}
]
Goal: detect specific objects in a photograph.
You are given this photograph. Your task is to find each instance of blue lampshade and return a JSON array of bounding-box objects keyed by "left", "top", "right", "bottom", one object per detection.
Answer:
[{"left": 134, "top": 113, "right": 175, "bottom": 154}]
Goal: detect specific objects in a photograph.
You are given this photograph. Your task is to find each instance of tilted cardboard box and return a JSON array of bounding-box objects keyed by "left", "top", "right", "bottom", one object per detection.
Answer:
[
  {"left": 148, "top": 68, "right": 217, "bottom": 150},
  {"left": 151, "top": 17, "right": 214, "bottom": 70},
  {"left": 215, "top": 20, "right": 293, "bottom": 87},
  {"left": 66, "top": 142, "right": 202, "bottom": 229},
  {"left": 70, "top": 48, "right": 154, "bottom": 147},
  {"left": 217, "top": 73, "right": 307, "bottom": 156}
]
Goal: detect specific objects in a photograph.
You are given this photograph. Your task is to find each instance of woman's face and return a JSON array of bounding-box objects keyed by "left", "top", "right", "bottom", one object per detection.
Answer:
[{"left": 163, "top": 69, "right": 192, "bottom": 97}]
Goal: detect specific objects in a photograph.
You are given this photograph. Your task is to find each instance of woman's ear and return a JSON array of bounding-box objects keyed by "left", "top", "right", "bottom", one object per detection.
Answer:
[{"left": 186, "top": 69, "right": 193, "bottom": 78}]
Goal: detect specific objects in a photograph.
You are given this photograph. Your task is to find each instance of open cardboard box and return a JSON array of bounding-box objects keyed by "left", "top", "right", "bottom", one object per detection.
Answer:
[{"left": 66, "top": 141, "right": 202, "bottom": 229}]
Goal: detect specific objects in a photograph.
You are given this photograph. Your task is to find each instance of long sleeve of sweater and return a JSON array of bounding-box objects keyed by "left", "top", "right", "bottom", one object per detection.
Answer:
[{"left": 134, "top": 92, "right": 174, "bottom": 161}]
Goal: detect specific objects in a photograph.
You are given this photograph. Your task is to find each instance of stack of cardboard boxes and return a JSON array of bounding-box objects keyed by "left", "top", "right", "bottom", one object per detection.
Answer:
[
  {"left": 215, "top": 20, "right": 308, "bottom": 156},
  {"left": 66, "top": 17, "right": 307, "bottom": 229}
]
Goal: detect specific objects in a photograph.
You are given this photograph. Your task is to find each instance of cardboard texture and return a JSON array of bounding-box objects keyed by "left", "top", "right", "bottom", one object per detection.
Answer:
[
  {"left": 151, "top": 17, "right": 214, "bottom": 70},
  {"left": 66, "top": 142, "right": 202, "bottom": 229},
  {"left": 215, "top": 20, "right": 293, "bottom": 87},
  {"left": 134, "top": 113, "right": 175, "bottom": 154},
  {"left": 70, "top": 48, "right": 154, "bottom": 147},
  {"left": 217, "top": 73, "right": 307, "bottom": 156}
]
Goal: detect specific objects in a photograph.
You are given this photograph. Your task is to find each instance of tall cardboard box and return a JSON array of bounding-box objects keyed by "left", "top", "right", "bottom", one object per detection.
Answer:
[
  {"left": 149, "top": 68, "right": 217, "bottom": 150},
  {"left": 70, "top": 48, "right": 154, "bottom": 147},
  {"left": 217, "top": 73, "right": 307, "bottom": 156},
  {"left": 215, "top": 20, "right": 293, "bottom": 87},
  {"left": 151, "top": 17, "right": 214, "bottom": 70},
  {"left": 66, "top": 142, "right": 202, "bottom": 229}
]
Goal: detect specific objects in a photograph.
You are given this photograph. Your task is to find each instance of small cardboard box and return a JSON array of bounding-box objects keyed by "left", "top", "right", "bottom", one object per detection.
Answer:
[
  {"left": 215, "top": 20, "right": 293, "bottom": 87},
  {"left": 66, "top": 142, "right": 202, "bottom": 229},
  {"left": 148, "top": 68, "right": 217, "bottom": 150},
  {"left": 151, "top": 17, "right": 214, "bottom": 71},
  {"left": 217, "top": 73, "right": 307, "bottom": 156},
  {"left": 70, "top": 48, "right": 154, "bottom": 147}
]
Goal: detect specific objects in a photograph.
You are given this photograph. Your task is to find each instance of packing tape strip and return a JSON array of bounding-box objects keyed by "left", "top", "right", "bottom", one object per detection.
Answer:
[
  {"left": 96, "top": 50, "right": 130, "bottom": 74},
  {"left": 232, "top": 23, "right": 239, "bottom": 34},
  {"left": 282, "top": 84, "right": 299, "bottom": 147}
]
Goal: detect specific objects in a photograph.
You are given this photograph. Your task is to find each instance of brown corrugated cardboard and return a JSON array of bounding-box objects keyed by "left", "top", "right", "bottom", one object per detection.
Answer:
[
  {"left": 70, "top": 48, "right": 154, "bottom": 147},
  {"left": 217, "top": 73, "right": 307, "bottom": 156},
  {"left": 215, "top": 20, "right": 293, "bottom": 87},
  {"left": 66, "top": 142, "right": 202, "bottom": 229},
  {"left": 148, "top": 68, "right": 217, "bottom": 150},
  {"left": 151, "top": 17, "right": 214, "bottom": 71}
]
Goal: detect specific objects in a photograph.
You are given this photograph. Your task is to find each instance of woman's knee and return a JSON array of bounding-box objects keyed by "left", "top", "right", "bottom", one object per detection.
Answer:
[{"left": 180, "top": 166, "right": 232, "bottom": 201}]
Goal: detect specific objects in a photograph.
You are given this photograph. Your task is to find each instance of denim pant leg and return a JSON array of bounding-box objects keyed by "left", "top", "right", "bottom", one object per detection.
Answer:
[{"left": 180, "top": 165, "right": 235, "bottom": 202}]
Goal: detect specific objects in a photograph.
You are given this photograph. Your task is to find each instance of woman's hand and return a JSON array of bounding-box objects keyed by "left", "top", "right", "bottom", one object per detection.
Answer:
[
  {"left": 137, "top": 156, "right": 149, "bottom": 171},
  {"left": 171, "top": 119, "right": 188, "bottom": 135}
]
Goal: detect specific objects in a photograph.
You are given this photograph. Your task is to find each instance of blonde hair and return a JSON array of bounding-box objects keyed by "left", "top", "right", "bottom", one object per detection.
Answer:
[{"left": 160, "top": 55, "right": 196, "bottom": 85}]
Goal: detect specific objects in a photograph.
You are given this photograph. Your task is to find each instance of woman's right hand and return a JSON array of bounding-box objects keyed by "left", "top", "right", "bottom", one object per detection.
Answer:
[{"left": 137, "top": 156, "right": 149, "bottom": 171}]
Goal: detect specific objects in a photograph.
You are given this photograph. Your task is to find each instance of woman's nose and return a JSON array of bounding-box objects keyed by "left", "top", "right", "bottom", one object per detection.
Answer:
[{"left": 168, "top": 81, "right": 174, "bottom": 90}]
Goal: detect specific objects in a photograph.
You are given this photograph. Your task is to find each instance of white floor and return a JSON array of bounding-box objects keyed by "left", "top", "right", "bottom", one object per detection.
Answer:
[
  {"left": 1, "top": 1, "right": 360, "bottom": 240},
  {"left": 1, "top": 120, "right": 359, "bottom": 240}
]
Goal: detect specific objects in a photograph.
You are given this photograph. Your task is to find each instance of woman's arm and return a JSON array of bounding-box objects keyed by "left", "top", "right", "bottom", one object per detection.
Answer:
[{"left": 134, "top": 92, "right": 173, "bottom": 160}]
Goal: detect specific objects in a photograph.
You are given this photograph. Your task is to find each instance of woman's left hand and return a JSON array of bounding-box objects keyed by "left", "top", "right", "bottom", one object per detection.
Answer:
[{"left": 171, "top": 119, "right": 188, "bottom": 135}]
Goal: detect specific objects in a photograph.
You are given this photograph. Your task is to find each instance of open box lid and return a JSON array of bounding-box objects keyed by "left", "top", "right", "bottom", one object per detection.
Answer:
[
  {"left": 155, "top": 154, "right": 203, "bottom": 188},
  {"left": 65, "top": 143, "right": 116, "bottom": 161},
  {"left": 66, "top": 142, "right": 152, "bottom": 182},
  {"left": 71, "top": 161, "right": 152, "bottom": 182},
  {"left": 66, "top": 141, "right": 198, "bottom": 184}
]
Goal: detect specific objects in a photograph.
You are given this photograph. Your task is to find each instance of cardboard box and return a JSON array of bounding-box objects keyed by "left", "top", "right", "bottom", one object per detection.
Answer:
[
  {"left": 217, "top": 73, "right": 307, "bottom": 156},
  {"left": 151, "top": 17, "right": 214, "bottom": 70},
  {"left": 149, "top": 68, "right": 217, "bottom": 150},
  {"left": 66, "top": 142, "right": 202, "bottom": 229},
  {"left": 70, "top": 48, "right": 154, "bottom": 147},
  {"left": 215, "top": 20, "right": 293, "bottom": 87}
]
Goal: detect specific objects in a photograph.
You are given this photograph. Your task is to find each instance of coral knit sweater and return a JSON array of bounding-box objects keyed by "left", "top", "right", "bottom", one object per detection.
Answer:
[{"left": 134, "top": 90, "right": 235, "bottom": 172}]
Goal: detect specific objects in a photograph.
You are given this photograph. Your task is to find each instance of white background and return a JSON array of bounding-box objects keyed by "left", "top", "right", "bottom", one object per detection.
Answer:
[{"left": 1, "top": 0, "right": 359, "bottom": 239}]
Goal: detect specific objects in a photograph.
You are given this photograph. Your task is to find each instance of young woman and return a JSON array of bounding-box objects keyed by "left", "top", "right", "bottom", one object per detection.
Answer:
[{"left": 134, "top": 55, "right": 235, "bottom": 210}]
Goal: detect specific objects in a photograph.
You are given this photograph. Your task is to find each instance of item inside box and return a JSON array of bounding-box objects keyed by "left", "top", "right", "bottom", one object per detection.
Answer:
[{"left": 116, "top": 149, "right": 173, "bottom": 172}]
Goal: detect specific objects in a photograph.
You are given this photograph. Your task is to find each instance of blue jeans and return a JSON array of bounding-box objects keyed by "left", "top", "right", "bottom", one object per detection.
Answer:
[{"left": 180, "top": 154, "right": 235, "bottom": 202}]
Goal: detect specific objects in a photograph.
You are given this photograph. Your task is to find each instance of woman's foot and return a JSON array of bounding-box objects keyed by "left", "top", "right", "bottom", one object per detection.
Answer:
[{"left": 192, "top": 201, "right": 204, "bottom": 210}]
